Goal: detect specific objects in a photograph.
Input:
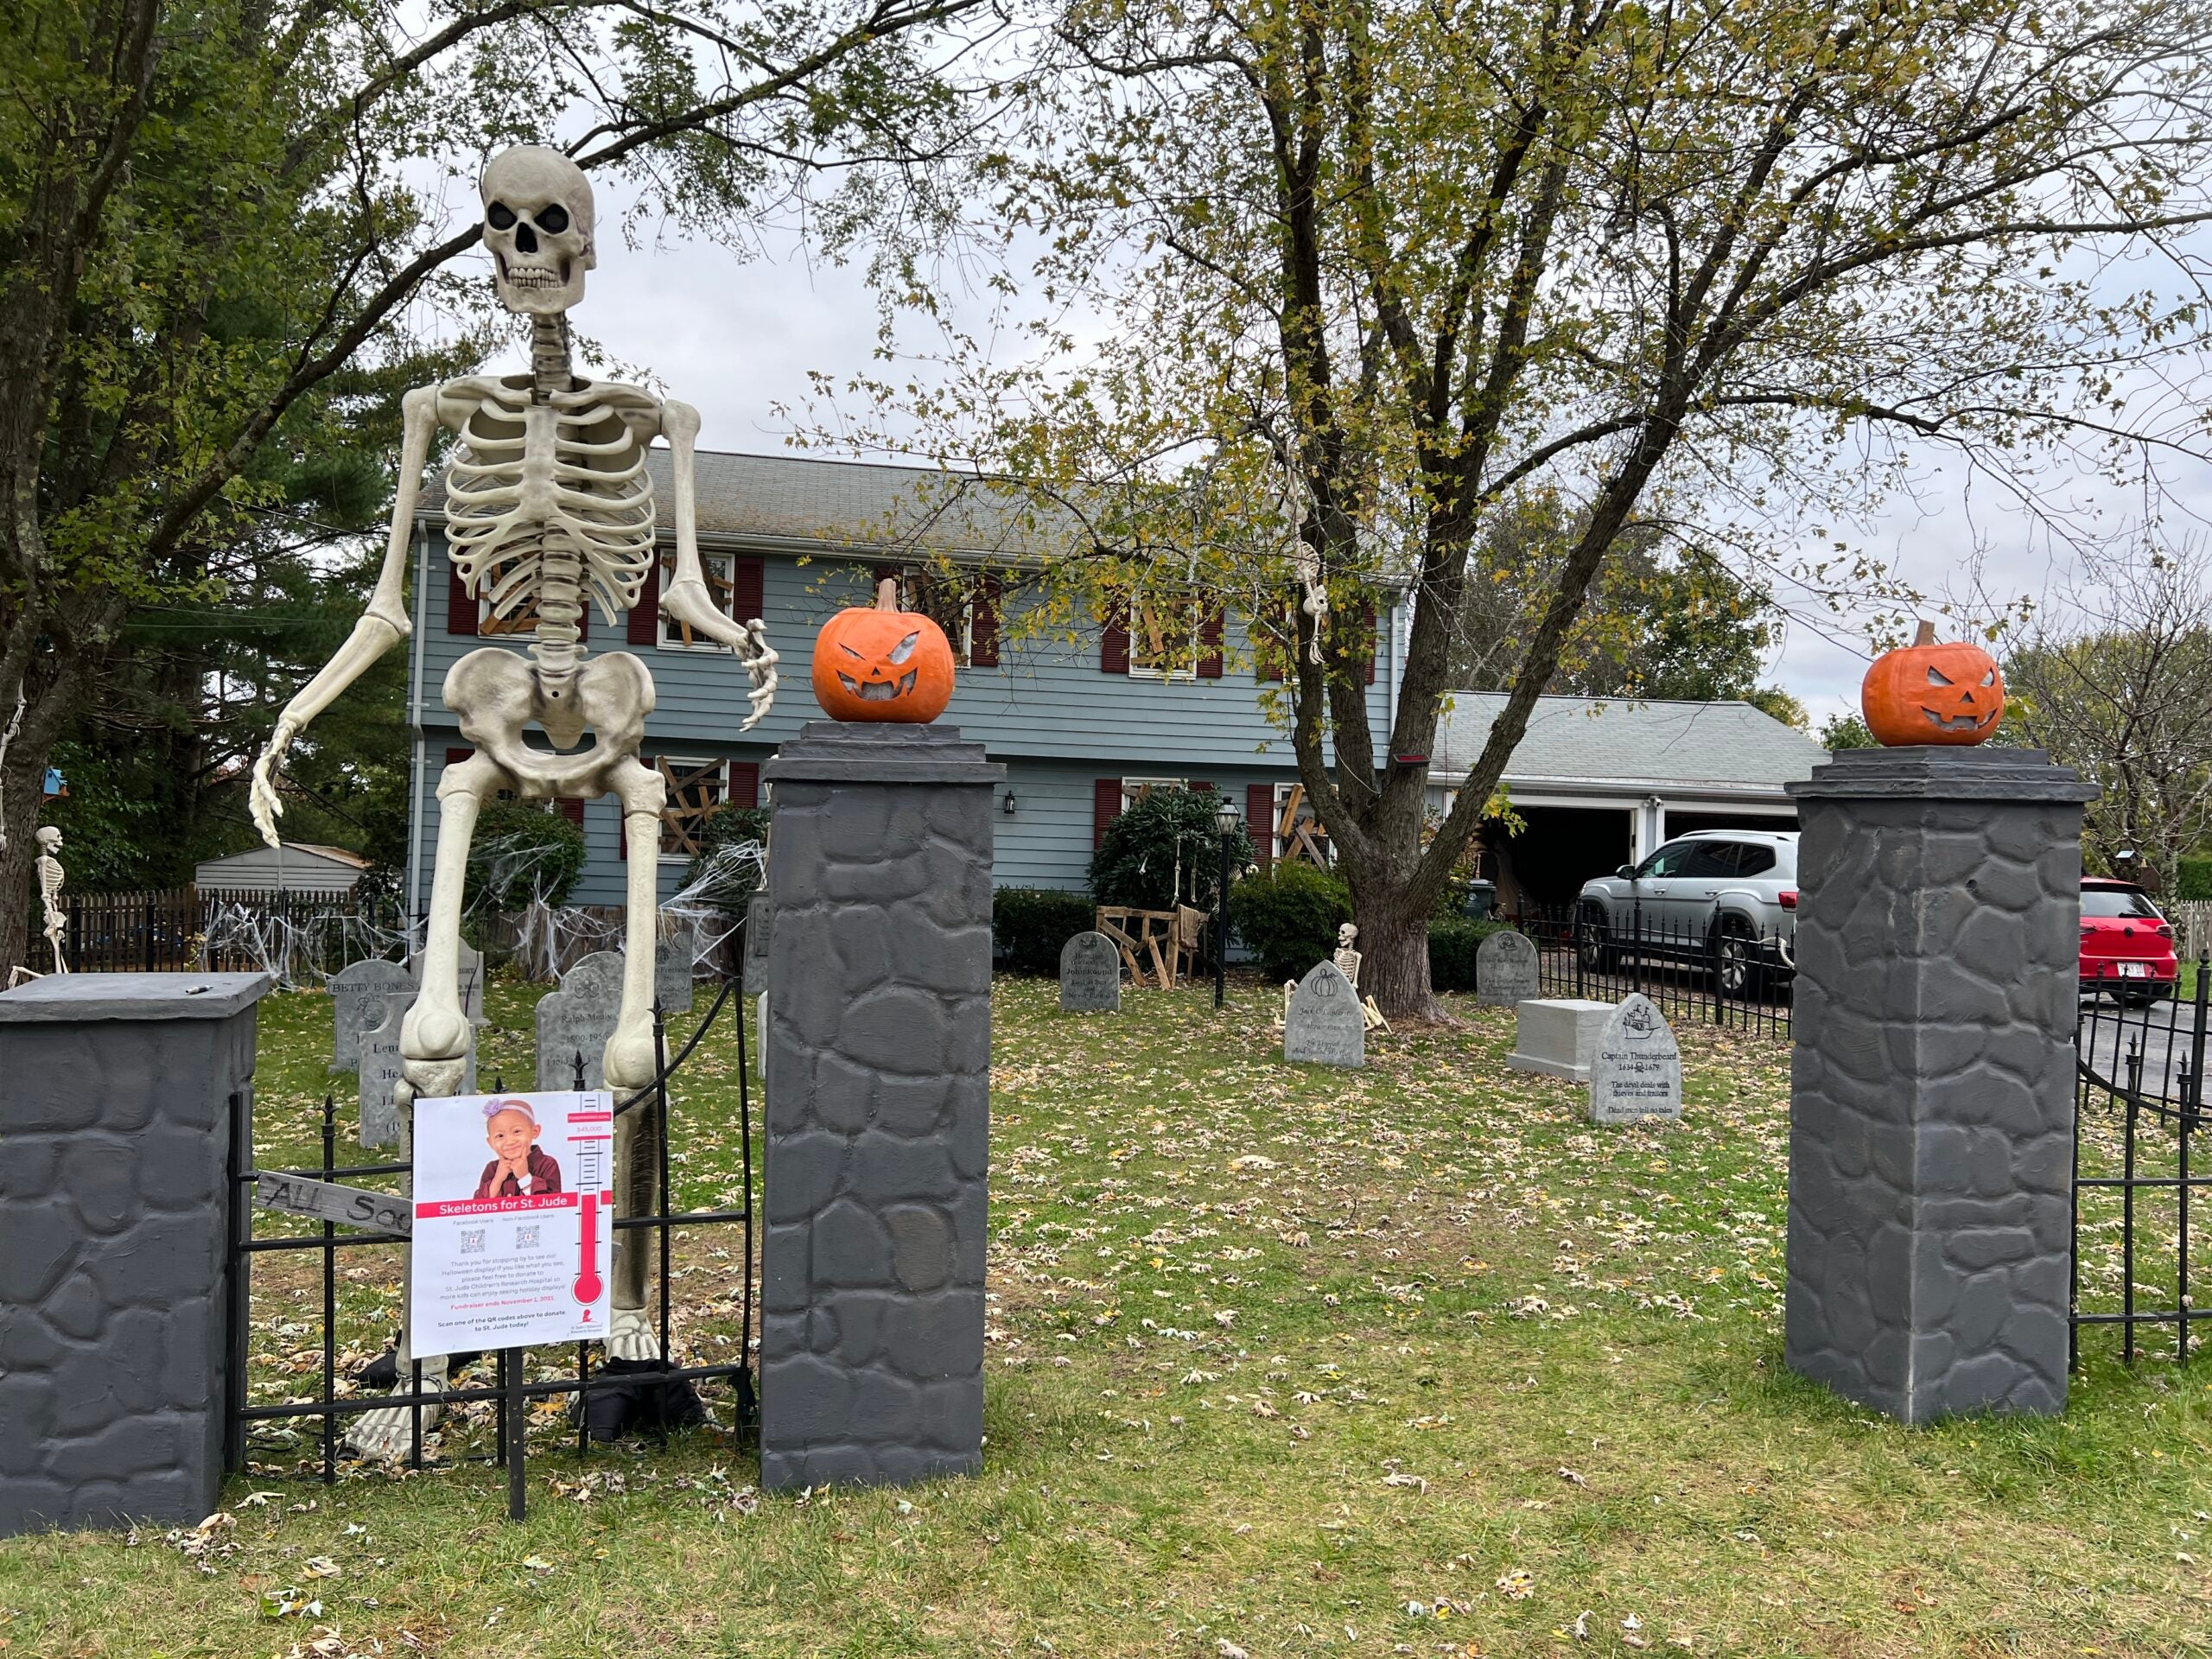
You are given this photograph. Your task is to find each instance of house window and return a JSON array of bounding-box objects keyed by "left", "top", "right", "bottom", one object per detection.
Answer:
[
  {"left": 658, "top": 552, "right": 734, "bottom": 650},
  {"left": 1273, "top": 781, "right": 1332, "bottom": 867},
  {"left": 654, "top": 755, "right": 727, "bottom": 859},
  {"left": 1122, "top": 776, "right": 1189, "bottom": 815},
  {"left": 1129, "top": 579, "right": 1198, "bottom": 680}
]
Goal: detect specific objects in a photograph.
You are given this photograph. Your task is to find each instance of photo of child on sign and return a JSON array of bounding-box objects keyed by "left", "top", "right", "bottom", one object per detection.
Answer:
[
  {"left": 473, "top": 1099, "right": 563, "bottom": 1199},
  {"left": 410, "top": 1090, "right": 612, "bottom": 1357}
]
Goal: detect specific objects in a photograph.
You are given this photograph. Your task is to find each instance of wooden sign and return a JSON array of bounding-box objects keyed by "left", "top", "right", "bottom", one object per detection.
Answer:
[{"left": 254, "top": 1173, "right": 411, "bottom": 1236}]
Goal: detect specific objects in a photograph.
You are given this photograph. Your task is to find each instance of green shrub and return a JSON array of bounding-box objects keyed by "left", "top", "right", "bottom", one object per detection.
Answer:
[
  {"left": 1428, "top": 916, "right": 1506, "bottom": 992},
  {"left": 994, "top": 887, "right": 1096, "bottom": 975},
  {"left": 2179, "top": 855, "right": 2212, "bottom": 902},
  {"left": 683, "top": 804, "right": 771, "bottom": 907},
  {"left": 1229, "top": 862, "right": 1352, "bottom": 982},
  {"left": 1090, "top": 787, "right": 1255, "bottom": 913},
  {"left": 465, "top": 799, "right": 586, "bottom": 912}
]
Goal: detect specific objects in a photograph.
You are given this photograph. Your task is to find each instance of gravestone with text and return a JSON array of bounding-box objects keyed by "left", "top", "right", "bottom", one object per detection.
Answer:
[
  {"left": 535, "top": 950, "right": 626, "bottom": 1092},
  {"left": 1285, "top": 960, "right": 1363, "bottom": 1067},
  {"left": 1058, "top": 931, "right": 1122, "bottom": 1013},
  {"left": 1588, "top": 993, "right": 1682, "bottom": 1124},
  {"left": 359, "top": 992, "right": 474, "bottom": 1147},
  {"left": 329, "top": 957, "right": 411, "bottom": 1072},
  {"left": 655, "top": 924, "right": 695, "bottom": 1014},
  {"left": 743, "top": 893, "right": 772, "bottom": 996},
  {"left": 1476, "top": 930, "right": 1541, "bottom": 1007}
]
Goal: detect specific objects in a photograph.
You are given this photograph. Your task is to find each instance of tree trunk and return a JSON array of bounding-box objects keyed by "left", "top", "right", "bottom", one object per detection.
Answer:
[
  {"left": 0, "top": 739, "right": 57, "bottom": 978},
  {"left": 1354, "top": 886, "right": 1443, "bottom": 1026}
]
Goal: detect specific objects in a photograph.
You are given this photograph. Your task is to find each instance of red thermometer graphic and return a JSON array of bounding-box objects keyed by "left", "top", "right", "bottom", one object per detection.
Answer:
[{"left": 573, "top": 1192, "right": 604, "bottom": 1306}]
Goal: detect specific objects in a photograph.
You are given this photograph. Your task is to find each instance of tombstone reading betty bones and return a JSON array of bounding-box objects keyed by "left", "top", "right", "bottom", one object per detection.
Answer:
[
  {"left": 535, "top": 950, "right": 626, "bottom": 1091},
  {"left": 1058, "top": 931, "right": 1123, "bottom": 1013},
  {"left": 1587, "top": 992, "right": 1682, "bottom": 1125},
  {"left": 329, "top": 957, "right": 412, "bottom": 1072},
  {"left": 1285, "top": 959, "right": 1364, "bottom": 1067},
  {"left": 1475, "top": 929, "right": 1541, "bottom": 1007}
]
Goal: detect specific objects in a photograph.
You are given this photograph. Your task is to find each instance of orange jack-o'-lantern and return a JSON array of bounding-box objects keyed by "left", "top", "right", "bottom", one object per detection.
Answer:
[
  {"left": 1860, "top": 620, "right": 2005, "bottom": 746},
  {"left": 810, "top": 578, "right": 956, "bottom": 722}
]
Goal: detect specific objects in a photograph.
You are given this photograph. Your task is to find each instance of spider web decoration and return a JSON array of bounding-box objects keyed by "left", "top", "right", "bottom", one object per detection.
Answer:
[
  {"left": 197, "top": 899, "right": 413, "bottom": 991},
  {"left": 500, "top": 837, "right": 767, "bottom": 985}
]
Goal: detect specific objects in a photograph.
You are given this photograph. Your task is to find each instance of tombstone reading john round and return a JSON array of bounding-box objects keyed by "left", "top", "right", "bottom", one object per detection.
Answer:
[
  {"left": 1588, "top": 993, "right": 1682, "bottom": 1125},
  {"left": 1058, "top": 931, "right": 1123, "bottom": 1013},
  {"left": 534, "top": 950, "right": 626, "bottom": 1091},
  {"left": 1475, "top": 929, "right": 1541, "bottom": 1007},
  {"left": 1285, "top": 959, "right": 1364, "bottom": 1067},
  {"left": 329, "top": 957, "right": 411, "bottom": 1072},
  {"left": 359, "top": 992, "right": 414, "bottom": 1149}
]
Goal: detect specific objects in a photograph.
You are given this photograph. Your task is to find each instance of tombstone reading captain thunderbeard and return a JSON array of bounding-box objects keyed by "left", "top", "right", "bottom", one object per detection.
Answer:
[
  {"left": 1587, "top": 993, "right": 1681, "bottom": 1125},
  {"left": 1058, "top": 931, "right": 1122, "bottom": 1013},
  {"left": 1285, "top": 960, "right": 1363, "bottom": 1067}
]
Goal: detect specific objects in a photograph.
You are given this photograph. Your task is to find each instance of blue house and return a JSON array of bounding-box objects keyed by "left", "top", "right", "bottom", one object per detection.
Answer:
[{"left": 402, "top": 448, "right": 1400, "bottom": 918}]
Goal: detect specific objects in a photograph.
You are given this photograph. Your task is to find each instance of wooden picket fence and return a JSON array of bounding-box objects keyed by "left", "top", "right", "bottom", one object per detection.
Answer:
[{"left": 2172, "top": 899, "right": 2212, "bottom": 962}]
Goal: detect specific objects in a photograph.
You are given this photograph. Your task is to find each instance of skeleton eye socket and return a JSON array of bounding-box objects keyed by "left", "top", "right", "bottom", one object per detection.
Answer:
[
  {"left": 1925, "top": 665, "right": 1953, "bottom": 687},
  {"left": 537, "top": 204, "right": 570, "bottom": 234},
  {"left": 890, "top": 632, "right": 921, "bottom": 665},
  {"left": 487, "top": 202, "right": 517, "bottom": 230},
  {"left": 1980, "top": 669, "right": 1995, "bottom": 686}
]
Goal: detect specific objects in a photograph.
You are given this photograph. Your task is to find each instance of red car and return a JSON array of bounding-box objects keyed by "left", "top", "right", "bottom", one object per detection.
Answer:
[{"left": 2079, "top": 877, "right": 2179, "bottom": 1002}]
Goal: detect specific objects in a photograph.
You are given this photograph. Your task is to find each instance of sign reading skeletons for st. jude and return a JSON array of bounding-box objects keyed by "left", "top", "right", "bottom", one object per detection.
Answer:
[{"left": 245, "top": 146, "right": 779, "bottom": 1459}]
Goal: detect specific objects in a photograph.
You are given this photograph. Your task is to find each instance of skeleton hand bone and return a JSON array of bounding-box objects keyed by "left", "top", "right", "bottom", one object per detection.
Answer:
[
  {"left": 659, "top": 578, "right": 779, "bottom": 730},
  {"left": 251, "top": 716, "right": 301, "bottom": 849}
]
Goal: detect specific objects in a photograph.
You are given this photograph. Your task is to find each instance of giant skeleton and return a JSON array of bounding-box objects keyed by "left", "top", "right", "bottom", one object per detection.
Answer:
[{"left": 251, "top": 147, "right": 779, "bottom": 1457}]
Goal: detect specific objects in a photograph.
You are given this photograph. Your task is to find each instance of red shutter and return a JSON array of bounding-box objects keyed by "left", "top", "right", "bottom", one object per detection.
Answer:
[
  {"left": 556, "top": 796, "right": 585, "bottom": 825},
  {"left": 1197, "top": 606, "right": 1225, "bottom": 678},
  {"left": 1359, "top": 601, "right": 1378, "bottom": 686},
  {"left": 1247, "top": 784, "right": 1275, "bottom": 874},
  {"left": 446, "top": 747, "right": 473, "bottom": 767},
  {"left": 729, "top": 760, "right": 760, "bottom": 810},
  {"left": 1192, "top": 780, "right": 1216, "bottom": 792},
  {"left": 627, "top": 556, "right": 660, "bottom": 645},
  {"left": 447, "top": 563, "right": 477, "bottom": 636},
  {"left": 969, "top": 575, "right": 1001, "bottom": 667},
  {"left": 1100, "top": 601, "right": 1129, "bottom": 675},
  {"left": 1093, "top": 778, "right": 1123, "bottom": 848},
  {"left": 733, "top": 556, "right": 765, "bottom": 624}
]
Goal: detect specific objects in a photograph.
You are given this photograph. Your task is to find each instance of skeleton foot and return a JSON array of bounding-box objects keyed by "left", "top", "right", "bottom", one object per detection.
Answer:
[
  {"left": 607, "top": 1306, "right": 661, "bottom": 1361},
  {"left": 346, "top": 1357, "right": 448, "bottom": 1461}
]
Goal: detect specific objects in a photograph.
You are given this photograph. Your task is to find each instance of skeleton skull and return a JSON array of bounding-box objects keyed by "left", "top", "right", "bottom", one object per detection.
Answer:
[
  {"left": 481, "top": 146, "right": 595, "bottom": 316},
  {"left": 35, "top": 826, "right": 60, "bottom": 853}
]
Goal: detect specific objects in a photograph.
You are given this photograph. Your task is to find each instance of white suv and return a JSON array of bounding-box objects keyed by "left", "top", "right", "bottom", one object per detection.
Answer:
[{"left": 1573, "top": 830, "right": 1800, "bottom": 995}]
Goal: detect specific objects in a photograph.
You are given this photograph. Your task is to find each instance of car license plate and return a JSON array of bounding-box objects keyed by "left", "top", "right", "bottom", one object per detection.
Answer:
[{"left": 2116, "top": 962, "right": 2150, "bottom": 977}]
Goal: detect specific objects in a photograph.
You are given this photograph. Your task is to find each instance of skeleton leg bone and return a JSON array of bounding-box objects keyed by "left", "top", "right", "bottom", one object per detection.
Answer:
[{"left": 606, "top": 755, "right": 667, "bottom": 1360}]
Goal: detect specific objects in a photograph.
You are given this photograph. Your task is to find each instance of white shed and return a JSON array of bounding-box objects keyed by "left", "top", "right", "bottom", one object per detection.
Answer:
[{"left": 194, "top": 842, "right": 370, "bottom": 897}]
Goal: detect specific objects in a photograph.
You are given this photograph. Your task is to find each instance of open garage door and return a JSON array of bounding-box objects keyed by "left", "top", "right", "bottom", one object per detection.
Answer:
[{"left": 1494, "top": 806, "right": 1633, "bottom": 913}]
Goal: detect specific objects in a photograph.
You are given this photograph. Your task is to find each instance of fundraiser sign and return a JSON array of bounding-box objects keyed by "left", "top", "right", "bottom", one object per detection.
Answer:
[{"left": 409, "top": 1090, "right": 613, "bottom": 1357}]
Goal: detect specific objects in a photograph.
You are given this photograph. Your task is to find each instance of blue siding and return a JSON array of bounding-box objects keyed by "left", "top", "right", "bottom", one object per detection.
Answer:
[{"left": 405, "top": 526, "right": 1393, "bottom": 912}]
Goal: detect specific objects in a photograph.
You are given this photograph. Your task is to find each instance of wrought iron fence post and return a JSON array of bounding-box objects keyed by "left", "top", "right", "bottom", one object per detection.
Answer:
[
  {"left": 321, "top": 1094, "right": 336, "bottom": 1486},
  {"left": 505, "top": 1345, "right": 527, "bottom": 1522},
  {"left": 1631, "top": 898, "right": 1643, "bottom": 995}
]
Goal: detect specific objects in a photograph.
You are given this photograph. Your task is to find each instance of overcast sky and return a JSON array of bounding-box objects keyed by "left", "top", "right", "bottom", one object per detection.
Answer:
[{"left": 518, "top": 186, "right": 2212, "bottom": 729}]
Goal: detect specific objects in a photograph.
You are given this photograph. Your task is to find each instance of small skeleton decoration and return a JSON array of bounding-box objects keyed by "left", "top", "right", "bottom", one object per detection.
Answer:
[
  {"left": 1332, "top": 922, "right": 1391, "bottom": 1035},
  {"left": 35, "top": 826, "right": 67, "bottom": 975},
  {"left": 251, "top": 147, "right": 778, "bottom": 1458}
]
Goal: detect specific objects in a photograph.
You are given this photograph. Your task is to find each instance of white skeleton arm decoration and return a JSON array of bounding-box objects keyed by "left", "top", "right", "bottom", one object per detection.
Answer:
[{"left": 249, "top": 145, "right": 778, "bottom": 1459}]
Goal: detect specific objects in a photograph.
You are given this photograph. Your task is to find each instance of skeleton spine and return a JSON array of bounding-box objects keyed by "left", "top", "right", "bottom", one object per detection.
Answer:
[{"left": 530, "top": 314, "right": 588, "bottom": 689}]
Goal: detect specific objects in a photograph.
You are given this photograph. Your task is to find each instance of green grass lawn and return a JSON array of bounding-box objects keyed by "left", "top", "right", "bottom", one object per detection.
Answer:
[{"left": 7, "top": 975, "right": 2212, "bottom": 1658}]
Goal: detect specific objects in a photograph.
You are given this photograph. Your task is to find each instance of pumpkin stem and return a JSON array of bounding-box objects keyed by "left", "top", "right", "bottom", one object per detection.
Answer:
[
  {"left": 1911, "top": 620, "right": 1936, "bottom": 646},
  {"left": 875, "top": 576, "right": 900, "bottom": 611}
]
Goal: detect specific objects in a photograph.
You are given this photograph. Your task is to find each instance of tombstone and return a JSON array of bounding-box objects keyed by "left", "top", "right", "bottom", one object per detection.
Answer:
[
  {"left": 359, "top": 993, "right": 410, "bottom": 1148},
  {"left": 1476, "top": 928, "right": 1541, "bottom": 1007},
  {"left": 534, "top": 950, "right": 626, "bottom": 1092},
  {"left": 0, "top": 972, "right": 271, "bottom": 1536},
  {"left": 328, "top": 956, "right": 411, "bottom": 1072},
  {"left": 1285, "top": 959, "right": 1363, "bottom": 1067},
  {"left": 741, "top": 893, "right": 772, "bottom": 996},
  {"left": 1504, "top": 998, "right": 1615, "bottom": 1083},
  {"left": 1058, "top": 931, "right": 1122, "bottom": 1013},
  {"left": 655, "top": 922, "right": 696, "bottom": 1015},
  {"left": 1587, "top": 993, "right": 1681, "bottom": 1125},
  {"left": 409, "top": 939, "right": 486, "bottom": 1029}
]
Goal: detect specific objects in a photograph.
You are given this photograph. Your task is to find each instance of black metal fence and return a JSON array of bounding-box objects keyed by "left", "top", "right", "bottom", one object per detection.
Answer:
[
  {"left": 2072, "top": 960, "right": 2211, "bottom": 1368},
  {"left": 1512, "top": 902, "right": 1795, "bottom": 1039},
  {"left": 223, "top": 958, "right": 755, "bottom": 1520}
]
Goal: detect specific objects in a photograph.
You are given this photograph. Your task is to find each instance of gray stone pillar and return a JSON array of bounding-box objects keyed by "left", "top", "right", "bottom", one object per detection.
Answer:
[
  {"left": 1784, "top": 747, "right": 2093, "bottom": 1422},
  {"left": 0, "top": 973, "right": 270, "bottom": 1535},
  {"left": 759, "top": 722, "right": 1001, "bottom": 1489}
]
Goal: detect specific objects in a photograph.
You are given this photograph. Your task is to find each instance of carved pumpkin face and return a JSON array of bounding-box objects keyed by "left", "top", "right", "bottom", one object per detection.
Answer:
[
  {"left": 1860, "top": 622, "right": 2005, "bottom": 746},
  {"left": 810, "top": 582, "right": 956, "bottom": 722}
]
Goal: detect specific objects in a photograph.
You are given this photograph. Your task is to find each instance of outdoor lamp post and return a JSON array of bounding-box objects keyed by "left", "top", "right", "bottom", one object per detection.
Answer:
[{"left": 1214, "top": 798, "right": 1240, "bottom": 1008}]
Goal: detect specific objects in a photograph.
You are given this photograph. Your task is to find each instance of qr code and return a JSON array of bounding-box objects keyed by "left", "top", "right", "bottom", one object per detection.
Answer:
[
  {"left": 513, "top": 1224, "right": 540, "bottom": 1249},
  {"left": 461, "top": 1228, "right": 486, "bottom": 1255}
]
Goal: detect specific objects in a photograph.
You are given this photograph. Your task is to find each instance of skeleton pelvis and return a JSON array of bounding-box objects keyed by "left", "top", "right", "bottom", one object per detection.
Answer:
[{"left": 446, "top": 647, "right": 655, "bottom": 800}]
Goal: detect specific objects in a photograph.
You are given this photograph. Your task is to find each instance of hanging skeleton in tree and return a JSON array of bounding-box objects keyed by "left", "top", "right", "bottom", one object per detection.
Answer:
[{"left": 251, "top": 146, "right": 778, "bottom": 1458}]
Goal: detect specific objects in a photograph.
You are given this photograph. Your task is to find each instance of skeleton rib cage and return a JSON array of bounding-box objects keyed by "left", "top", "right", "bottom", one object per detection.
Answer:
[{"left": 440, "top": 382, "right": 658, "bottom": 657}]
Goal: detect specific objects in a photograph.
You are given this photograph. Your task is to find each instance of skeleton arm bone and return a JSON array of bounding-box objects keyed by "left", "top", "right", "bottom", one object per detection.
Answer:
[
  {"left": 654, "top": 397, "right": 778, "bottom": 730},
  {"left": 251, "top": 384, "right": 438, "bottom": 849}
]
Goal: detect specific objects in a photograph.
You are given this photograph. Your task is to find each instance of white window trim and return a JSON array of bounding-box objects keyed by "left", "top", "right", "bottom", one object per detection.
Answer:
[
  {"left": 1128, "top": 577, "right": 1199, "bottom": 681},
  {"left": 655, "top": 753, "right": 728, "bottom": 862},
  {"left": 1122, "top": 776, "right": 1188, "bottom": 815},
  {"left": 658, "top": 550, "right": 735, "bottom": 652}
]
